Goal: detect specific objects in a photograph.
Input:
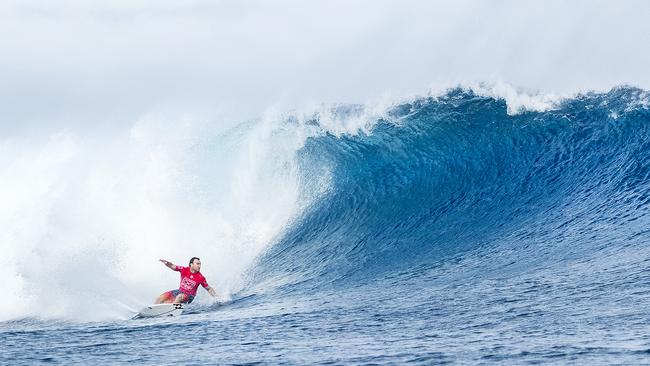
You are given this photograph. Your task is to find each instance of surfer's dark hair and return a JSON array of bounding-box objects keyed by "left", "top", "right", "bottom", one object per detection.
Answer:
[{"left": 189, "top": 257, "right": 200, "bottom": 265}]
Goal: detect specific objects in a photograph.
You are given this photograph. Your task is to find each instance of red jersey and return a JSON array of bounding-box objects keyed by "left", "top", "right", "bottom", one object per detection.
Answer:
[{"left": 174, "top": 265, "right": 209, "bottom": 296}]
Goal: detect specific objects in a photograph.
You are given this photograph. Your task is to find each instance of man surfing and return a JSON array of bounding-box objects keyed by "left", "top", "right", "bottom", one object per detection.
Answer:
[{"left": 155, "top": 257, "right": 217, "bottom": 304}]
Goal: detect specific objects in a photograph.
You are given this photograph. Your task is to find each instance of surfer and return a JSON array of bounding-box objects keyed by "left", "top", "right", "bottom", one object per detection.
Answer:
[{"left": 155, "top": 257, "right": 217, "bottom": 304}]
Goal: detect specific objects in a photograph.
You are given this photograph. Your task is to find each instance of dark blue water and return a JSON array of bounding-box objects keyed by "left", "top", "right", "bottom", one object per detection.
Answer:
[{"left": 3, "top": 87, "right": 650, "bottom": 364}]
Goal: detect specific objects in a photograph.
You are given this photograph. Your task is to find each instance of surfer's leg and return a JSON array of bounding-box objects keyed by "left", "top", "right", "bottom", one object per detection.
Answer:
[
  {"left": 173, "top": 293, "right": 188, "bottom": 304},
  {"left": 155, "top": 290, "right": 175, "bottom": 304}
]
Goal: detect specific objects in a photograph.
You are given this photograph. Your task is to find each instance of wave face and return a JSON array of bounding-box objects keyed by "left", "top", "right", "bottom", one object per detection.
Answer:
[{"left": 254, "top": 86, "right": 650, "bottom": 293}]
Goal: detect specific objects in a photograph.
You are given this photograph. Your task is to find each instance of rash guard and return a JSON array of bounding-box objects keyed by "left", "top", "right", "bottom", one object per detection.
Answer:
[{"left": 174, "top": 265, "right": 209, "bottom": 296}]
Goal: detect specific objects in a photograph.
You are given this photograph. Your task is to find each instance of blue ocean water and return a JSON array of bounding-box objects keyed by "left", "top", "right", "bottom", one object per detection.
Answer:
[{"left": 3, "top": 87, "right": 650, "bottom": 364}]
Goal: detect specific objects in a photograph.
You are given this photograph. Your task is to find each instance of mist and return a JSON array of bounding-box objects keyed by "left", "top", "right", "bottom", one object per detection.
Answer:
[{"left": 1, "top": 0, "right": 648, "bottom": 134}]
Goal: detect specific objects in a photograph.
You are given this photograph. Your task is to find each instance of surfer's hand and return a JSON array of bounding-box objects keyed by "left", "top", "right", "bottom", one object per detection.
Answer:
[
  {"left": 159, "top": 259, "right": 172, "bottom": 267},
  {"left": 160, "top": 259, "right": 176, "bottom": 270},
  {"left": 207, "top": 286, "right": 217, "bottom": 297}
]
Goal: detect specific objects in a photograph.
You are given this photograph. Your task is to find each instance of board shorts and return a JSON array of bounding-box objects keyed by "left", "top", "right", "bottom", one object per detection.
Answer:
[{"left": 164, "top": 289, "right": 195, "bottom": 304}]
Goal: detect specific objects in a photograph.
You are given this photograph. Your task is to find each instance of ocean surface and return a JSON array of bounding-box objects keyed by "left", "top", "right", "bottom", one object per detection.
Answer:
[{"left": 2, "top": 86, "right": 650, "bottom": 365}]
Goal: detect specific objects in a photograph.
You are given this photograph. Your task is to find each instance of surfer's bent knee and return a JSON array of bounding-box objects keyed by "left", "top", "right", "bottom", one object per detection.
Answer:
[
  {"left": 165, "top": 289, "right": 195, "bottom": 304},
  {"left": 174, "top": 293, "right": 187, "bottom": 303}
]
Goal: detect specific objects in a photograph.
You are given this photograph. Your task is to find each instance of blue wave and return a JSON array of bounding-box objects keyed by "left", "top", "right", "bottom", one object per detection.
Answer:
[
  {"left": 4, "top": 86, "right": 650, "bottom": 365},
  {"left": 253, "top": 86, "right": 650, "bottom": 292}
]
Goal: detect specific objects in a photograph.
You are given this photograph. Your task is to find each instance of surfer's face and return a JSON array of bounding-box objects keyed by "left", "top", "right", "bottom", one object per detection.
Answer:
[{"left": 191, "top": 259, "right": 201, "bottom": 272}]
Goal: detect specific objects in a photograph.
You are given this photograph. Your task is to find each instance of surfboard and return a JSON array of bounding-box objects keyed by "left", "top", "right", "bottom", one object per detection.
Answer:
[{"left": 132, "top": 303, "right": 184, "bottom": 319}]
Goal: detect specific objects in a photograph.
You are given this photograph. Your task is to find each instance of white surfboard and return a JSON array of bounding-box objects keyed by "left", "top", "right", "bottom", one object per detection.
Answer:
[{"left": 132, "top": 303, "right": 184, "bottom": 319}]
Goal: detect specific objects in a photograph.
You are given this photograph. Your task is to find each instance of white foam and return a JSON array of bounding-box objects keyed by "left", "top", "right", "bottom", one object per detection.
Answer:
[
  {"left": 625, "top": 89, "right": 650, "bottom": 111},
  {"left": 0, "top": 110, "right": 333, "bottom": 322},
  {"left": 456, "top": 81, "right": 567, "bottom": 115}
]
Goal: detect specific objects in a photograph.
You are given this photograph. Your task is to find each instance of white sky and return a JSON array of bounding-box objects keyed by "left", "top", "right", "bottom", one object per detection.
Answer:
[{"left": 1, "top": 0, "right": 649, "bottom": 133}]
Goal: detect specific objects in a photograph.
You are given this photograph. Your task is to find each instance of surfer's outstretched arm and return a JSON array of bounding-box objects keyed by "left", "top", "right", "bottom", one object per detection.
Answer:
[
  {"left": 159, "top": 259, "right": 178, "bottom": 270},
  {"left": 205, "top": 286, "right": 217, "bottom": 297}
]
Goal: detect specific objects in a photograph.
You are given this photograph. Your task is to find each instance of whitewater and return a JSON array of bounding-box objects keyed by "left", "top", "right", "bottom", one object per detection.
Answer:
[{"left": 2, "top": 83, "right": 650, "bottom": 364}]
